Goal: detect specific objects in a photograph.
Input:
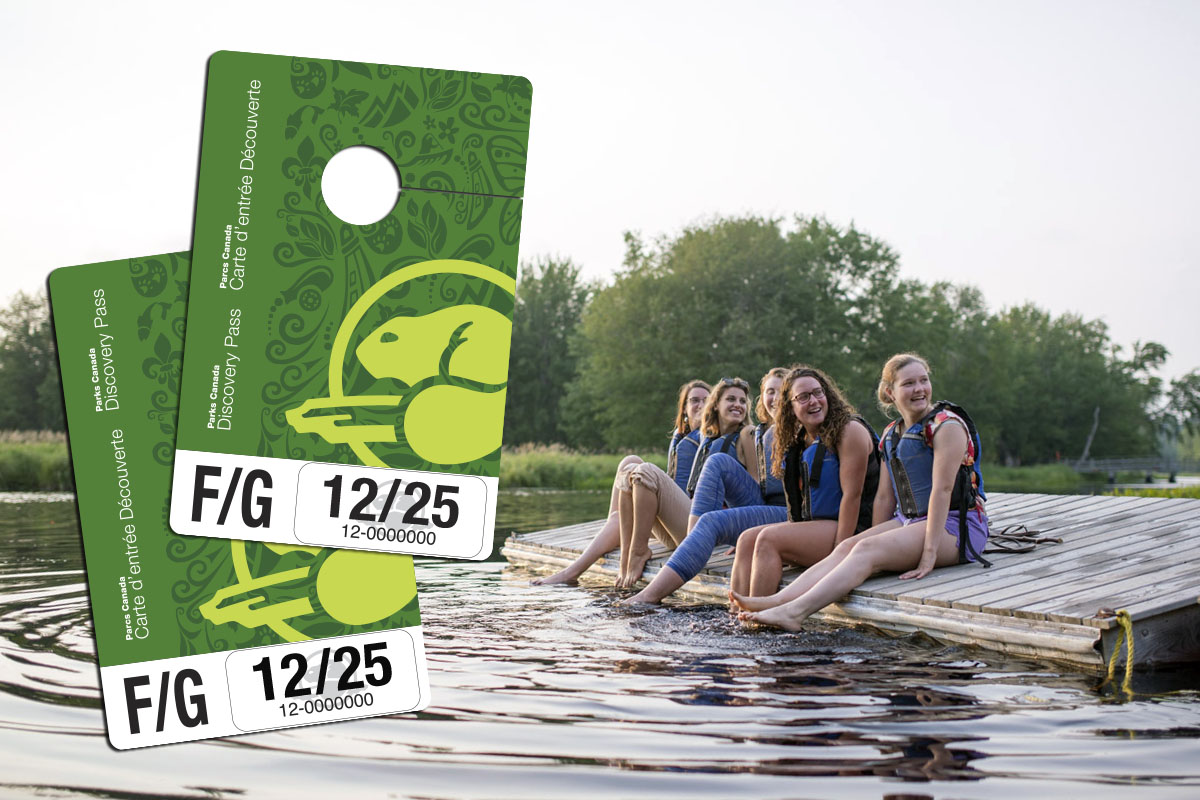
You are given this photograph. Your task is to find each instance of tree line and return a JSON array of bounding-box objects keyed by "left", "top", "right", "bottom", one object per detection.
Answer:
[
  {"left": 504, "top": 216, "right": 1200, "bottom": 464},
  {"left": 0, "top": 292, "right": 62, "bottom": 431},
  {"left": 4, "top": 215, "right": 1197, "bottom": 465}
]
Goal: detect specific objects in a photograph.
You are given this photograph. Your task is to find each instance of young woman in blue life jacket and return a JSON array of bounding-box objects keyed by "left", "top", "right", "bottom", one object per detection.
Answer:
[
  {"left": 727, "top": 365, "right": 879, "bottom": 601},
  {"left": 616, "top": 377, "right": 753, "bottom": 589},
  {"left": 684, "top": 368, "right": 786, "bottom": 532},
  {"left": 532, "top": 380, "right": 711, "bottom": 586},
  {"left": 734, "top": 354, "right": 989, "bottom": 630},
  {"left": 622, "top": 373, "right": 785, "bottom": 603}
]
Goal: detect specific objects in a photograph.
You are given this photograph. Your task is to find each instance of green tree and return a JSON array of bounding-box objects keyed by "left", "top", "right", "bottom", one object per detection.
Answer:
[
  {"left": 850, "top": 279, "right": 992, "bottom": 433},
  {"left": 0, "top": 290, "right": 63, "bottom": 431},
  {"left": 563, "top": 216, "right": 904, "bottom": 449},
  {"left": 974, "top": 307, "right": 1161, "bottom": 464},
  {"left": 503, "top": 257, "right": 592, "bottom": 445},
  {"left": 1165, "top": 369, "right": 1200, "bottom": 438},
  {"left": 559, "top": 212, "right": 1173, "bottom": 461}
]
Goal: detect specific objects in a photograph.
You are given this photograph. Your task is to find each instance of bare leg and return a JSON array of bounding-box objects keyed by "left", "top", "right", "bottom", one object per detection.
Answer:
[
  {"left": 616, "top": 486, "right": 636, "bottom": 587},
  {"left": 729, "top": 525, "right": 770, "bottom": 597},
  {"left": 730, "top": 519, "right": 901, "bottom": 611},
  {"left": 533, "top": 455, "right": 642, "bottom": 586},
  {"left": 740, "top": 522, "right": 960, "bottom": 630},
  {"left": 624, "top": 565, "right": 686, "bottom": 604},
  {"left": 747, "top": 520, "right": 838, "bottom": 597},
  {"left": 531, "top": 511, "right": 619, "bottom": 585},
  {"left": 618, "top": 482, "right": 660, "bottom": 588}
]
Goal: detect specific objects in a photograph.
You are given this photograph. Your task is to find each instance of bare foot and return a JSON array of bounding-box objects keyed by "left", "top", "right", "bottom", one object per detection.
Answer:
[
  {"left": 618, "top": 590, "right": 659, "bottom": 606},
  {"left": 737, "top": 605, "right": 805, "bottom": 632},
  {"left": 728, "top": 589, "right": 778, "bottom": 612},
  {"left": 614, "top": 567, "right": 630, "bottom": 589},
  {"left": 620, "top": 549, "right": 652, "bottom": 588},
  {"left": 531, "top": 569, "right": 580, "bottom": 586}
]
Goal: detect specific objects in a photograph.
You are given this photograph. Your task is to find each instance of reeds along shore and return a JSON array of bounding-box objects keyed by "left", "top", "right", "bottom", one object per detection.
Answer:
[
  {"left": 1, "top": 435, "right": 1196, "bottom": 497},
  {"left": 0, "top": 431, "right": 72, "bottom": 491},
  {"left": 497, "top": 444, "right": 668, "bottom": 490}
]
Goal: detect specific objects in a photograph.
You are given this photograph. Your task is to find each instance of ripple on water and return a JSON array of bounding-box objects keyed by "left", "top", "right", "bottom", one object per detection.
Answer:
[{"left": 1, "top": 495, "right": 1199, "bottom": 799}]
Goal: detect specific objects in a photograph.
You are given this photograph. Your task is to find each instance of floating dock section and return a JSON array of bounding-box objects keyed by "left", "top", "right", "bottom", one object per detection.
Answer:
[{"left": 502, "top": 493, "right": 1200, "bottom": 672}]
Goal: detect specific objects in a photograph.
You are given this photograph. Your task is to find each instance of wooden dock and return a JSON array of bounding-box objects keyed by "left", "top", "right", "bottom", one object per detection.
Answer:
[{"left": 501, "top": 493, "right": 1200, "bottom": 672}]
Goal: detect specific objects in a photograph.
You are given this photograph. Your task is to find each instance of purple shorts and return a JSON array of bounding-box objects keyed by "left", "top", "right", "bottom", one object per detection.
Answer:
[{"left": 894, "top": 506, "right": 990, "bottom": 563}]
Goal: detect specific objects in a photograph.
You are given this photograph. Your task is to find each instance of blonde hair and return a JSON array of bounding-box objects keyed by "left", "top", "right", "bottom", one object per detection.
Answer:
[
  {"left": 876, "top": 353, "right": 931, "bottom": 417},
  {"left": 754, "top": 367, "right": 788, "bottom": 423},
  {"left": 672, "top": 379, "right": 711, "bottom": 434},
  {"left": 700, "top": 377, "right": 750, "bottom": 437}
]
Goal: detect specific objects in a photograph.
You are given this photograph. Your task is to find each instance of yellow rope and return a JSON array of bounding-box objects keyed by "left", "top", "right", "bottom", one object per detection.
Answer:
[{"left": 1100, "top": 609, "right": 1135, "bottom": 698}]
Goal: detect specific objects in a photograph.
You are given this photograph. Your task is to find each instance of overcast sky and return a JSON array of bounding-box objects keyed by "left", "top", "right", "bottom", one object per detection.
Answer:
[{"left": 3, "top": 0, "right": 1196, "bottom": 377}]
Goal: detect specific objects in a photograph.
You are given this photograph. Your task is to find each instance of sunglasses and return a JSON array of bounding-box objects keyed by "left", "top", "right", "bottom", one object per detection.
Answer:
[{"left": 718, "top": 376, "right": 750, "bottom": 391}]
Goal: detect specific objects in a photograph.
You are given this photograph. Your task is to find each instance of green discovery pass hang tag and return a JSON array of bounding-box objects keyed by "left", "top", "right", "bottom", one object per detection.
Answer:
[
  {"left": 170, "top": 52, "right": 532, "bottom": 560},
  {"left": 50, "top": 253, "right": 430, "bottom": 749}
]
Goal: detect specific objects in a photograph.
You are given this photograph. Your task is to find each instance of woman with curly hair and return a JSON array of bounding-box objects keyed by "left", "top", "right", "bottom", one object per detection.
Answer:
[
  {"left": 727, "top": 365, "right": 879, "bottom": 600},
  {"left": 734, "top": 354, "right": 990, "bottom": 630},
  {"left": 615, "top": 377, "right": 753, "bottom": 588},
  {"left": 532, "top": 379, "right": 710, "bottom": 586}
]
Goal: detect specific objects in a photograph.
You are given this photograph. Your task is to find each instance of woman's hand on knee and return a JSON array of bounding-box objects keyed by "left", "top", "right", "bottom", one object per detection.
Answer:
[{"left": 899, "top": 548, "right": 938, "bottom": 581}]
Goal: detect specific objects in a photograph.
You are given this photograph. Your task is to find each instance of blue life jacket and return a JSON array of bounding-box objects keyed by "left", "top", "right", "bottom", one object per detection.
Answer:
[
  {"left": 667, "top": 428, "right": 701, "bottom": 492},
  {"left": 685, "top": 426, "right": 742, "bottom": 497},
  {"left": 783, "top": 416, "right": 880, "bottom": 531},
  {"left": 880, "top": 400, "right": 988, "bottom": 566},
  {"left": 754, "top": 423, "right": 786, "bottom": 506}
]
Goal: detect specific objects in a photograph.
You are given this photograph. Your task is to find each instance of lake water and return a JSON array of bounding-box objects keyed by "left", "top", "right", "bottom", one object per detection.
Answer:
[{"left": 2, "top": 490, "right": 1199, "bottom": 799}]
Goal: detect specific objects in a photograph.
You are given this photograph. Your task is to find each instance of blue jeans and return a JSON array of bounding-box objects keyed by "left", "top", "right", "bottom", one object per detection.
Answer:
[
  {"left": 689, "top": 453, "right": 762, "bottom": 516},
  {"left": 665, "top": 505, "right": 789, "bottom": 581}
]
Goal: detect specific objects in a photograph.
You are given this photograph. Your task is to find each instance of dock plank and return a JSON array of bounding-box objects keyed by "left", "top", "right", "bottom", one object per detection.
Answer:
[
  {"left": 915, "top": 513, "right": 1199, "bottom": 616},
  {"left": 994, "top": 542, "right": 1197, "bottom": 620},
  {"left": 1028, "top": 564, "right": 1200, "bottom": 622},
  {"left": 866, "top": 499, "right": 1198, "bottom": 612},
  {"left": 502, "top": 492, "right": 1200, "bottom": 671},
  {"left": 1110, "top": 591, "right": 1200, "bottom": 625}
]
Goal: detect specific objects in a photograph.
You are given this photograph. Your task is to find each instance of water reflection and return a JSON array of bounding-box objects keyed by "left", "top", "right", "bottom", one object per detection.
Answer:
[{"left": 1, "top": 492, "right": 1199, "bottom": 798}]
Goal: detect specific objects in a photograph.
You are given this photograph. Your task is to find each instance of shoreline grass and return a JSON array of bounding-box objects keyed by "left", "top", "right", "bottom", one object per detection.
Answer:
[
  {"left": 983, "top": 463, "right": 1085, "bottom": 494},
  {"left": 499, "top": 444, "right": 666, "bottom": 491},
  {"left": 1105, "top": 485, "right": 1200, "bottom": 499},
  {"left": 0, "top": 438, "right": 73, "bottom": 492}
]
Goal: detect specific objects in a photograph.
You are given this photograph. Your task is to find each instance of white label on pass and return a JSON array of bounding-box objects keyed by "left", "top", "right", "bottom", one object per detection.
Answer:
[
  {"left": 100, "top": 651, "right": 232, "bottom": 750},
  {"left": 225, "top": 628, "right": 425, "bottom": 732},
  {"left": 170, "top": 449, "right": 496, "bottom": 559},
  {"left": 292, "top": 462, "right": 492, "bottom": 559},
  {"left": 100, "top": 626, "right": 429, "bottom": 749}
]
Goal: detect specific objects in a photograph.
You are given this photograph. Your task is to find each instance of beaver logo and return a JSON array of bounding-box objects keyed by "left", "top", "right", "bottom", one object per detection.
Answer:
[
  {"left": 285, "top": 259, "right": 514, "bottom": 468},
  {"left": 199, "top": 542, "right": 418, "bottom": 642}
]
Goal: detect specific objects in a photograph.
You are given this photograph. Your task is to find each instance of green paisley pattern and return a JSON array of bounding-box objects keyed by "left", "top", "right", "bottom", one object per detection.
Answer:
[
  {"left": 257, "top": 55, "right": 530, "bottom": 475},
  {"left": 128, "top": 253, "right": 419, "bottom": 657},
  {"left": 280, "top": 58, "right": 531, "bottom": 195},
  {"left": 130, "top": 253, "right": 187, "bottom": 466}
]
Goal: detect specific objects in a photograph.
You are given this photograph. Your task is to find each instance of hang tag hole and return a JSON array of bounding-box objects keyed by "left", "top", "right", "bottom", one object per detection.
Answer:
[{"left": 320, "top": 146, "right": 401, "bottom": 226}]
